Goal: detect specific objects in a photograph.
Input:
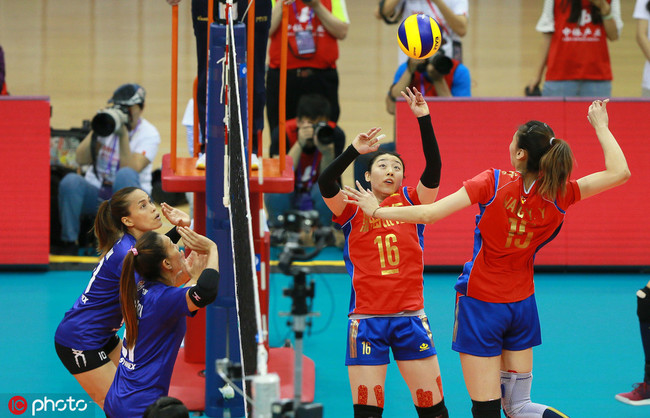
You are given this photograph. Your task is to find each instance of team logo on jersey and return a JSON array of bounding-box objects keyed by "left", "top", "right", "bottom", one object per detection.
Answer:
[
  {"left": 419, "top": 343, "right": 429, "bottom": 352},
  {"left": 72, "top": 349, "right": 87, "bottom": 368}
]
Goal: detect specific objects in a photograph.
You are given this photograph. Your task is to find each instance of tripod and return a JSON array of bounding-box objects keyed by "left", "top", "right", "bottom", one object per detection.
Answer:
[{"left": 274, "top": 230, "right": 333, "bottom": 418}]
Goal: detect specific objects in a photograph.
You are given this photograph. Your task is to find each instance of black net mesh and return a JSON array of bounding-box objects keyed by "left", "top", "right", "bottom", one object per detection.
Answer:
[{"left": 226, "top": 25, "right": 258, "bottom": 382}]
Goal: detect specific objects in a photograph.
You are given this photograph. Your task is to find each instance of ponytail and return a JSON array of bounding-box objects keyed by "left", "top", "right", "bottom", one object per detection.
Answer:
[
  {"left": 94, "top": 200, "right": 121, "bottom": 256},
  {"left": 538, "top": 138, "right": 574, "bottom": 200},
  {"left": 517, "top": 121, "right": 574, "bottom": 200},
  {"left": 93, "top": 186, "right": 140, "bottom": 256},
  {"left": 119, "top": 231, "right": 168, "bottom": 350},
  {"left": 120, "top": 251, "right": 139, "bottom": 350}
]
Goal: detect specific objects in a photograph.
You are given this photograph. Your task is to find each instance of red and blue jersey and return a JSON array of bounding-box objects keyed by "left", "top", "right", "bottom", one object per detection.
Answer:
[
  {"left": 55, "top": 234, "right": 136, "bottom": 350},
  {"left": 334, "top": 186, "right": 426, "bottom": 315},
  {"left": 457, "top": 169, "right": 581, "bottom": 303},
  {"left": 104, "top": 281, "right": 192, "bottom": 417}
]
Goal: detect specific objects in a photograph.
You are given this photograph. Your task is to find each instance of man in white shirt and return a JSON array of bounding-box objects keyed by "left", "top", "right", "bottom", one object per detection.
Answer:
[{"left": 54, "top": 83, "right": 161, "bottom": 254}]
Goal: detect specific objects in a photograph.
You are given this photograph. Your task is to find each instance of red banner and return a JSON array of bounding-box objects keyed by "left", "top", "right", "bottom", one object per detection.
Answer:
[{"left": 0, "top": 97, "right": 50, "bottom": 266}]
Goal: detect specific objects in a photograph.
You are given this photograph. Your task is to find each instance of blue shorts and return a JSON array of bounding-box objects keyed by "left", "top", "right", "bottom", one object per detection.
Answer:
[
  {"left": 452, "top": 294, "right": 541, "bottom": 357},
  {"left": 345, "top": 315, "right": 437, "bottom": 366}
]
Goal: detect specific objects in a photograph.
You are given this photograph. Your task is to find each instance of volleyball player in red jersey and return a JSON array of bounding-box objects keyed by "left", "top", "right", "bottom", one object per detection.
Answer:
[
  {"left": 343, "top": 99, "right": 630, "bottom": 418},
  {"left": 318, "top": 87, "right": 448, "bottom": 418}
]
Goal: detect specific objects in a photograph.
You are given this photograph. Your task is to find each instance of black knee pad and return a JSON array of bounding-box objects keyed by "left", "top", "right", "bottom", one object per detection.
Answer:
[
  {"left": 415, "top": 399, "right": 449, "bottom": 418},
  {"left": 471, "top": 399, "right": 501, "bottom": 418},
  {"left": 638, "top": 286, "right": 650, "bottom": 322},
  {"left": 353, "top": 404, "right": 383, "bottom": 418}
]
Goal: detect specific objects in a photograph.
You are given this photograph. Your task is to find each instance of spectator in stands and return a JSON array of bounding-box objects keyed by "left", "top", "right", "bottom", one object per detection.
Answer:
[
  {"left": 377, "top": 0, "right": 469, "bottom": 64},
  {"left": 265, "top": 93, "right": 345, "bottom": 228},
  {"left": 0, "top": 45, "right": 8, "bottom": 95},
  {"left": 526, "top": 0, "right": 622, "bottom": 98},
  {"left": 165, "top": 0, "right": 271, "bottom": 155},
  {"left": 265, "top": 0, "right": 349, "bottom": 135},
  {"left": 104, "top": 227, "right": 219, "bottom": 417},
  {"left": 54, "top": 84, "right": 160, "bottom": 255},
  {"left": 634, "top": 0, "right": 650, "bottom": 98},
  {"left": 386, "top": 52, "right": 471, "bottom": 115}
]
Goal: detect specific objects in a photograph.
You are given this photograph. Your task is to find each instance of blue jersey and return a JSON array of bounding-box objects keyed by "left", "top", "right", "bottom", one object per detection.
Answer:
[
  {"left": 55, "top": 234, "right": 136, "bottom": 350},
  {"left": 104, "top": 281, "right": 191, "bottom": 417}
]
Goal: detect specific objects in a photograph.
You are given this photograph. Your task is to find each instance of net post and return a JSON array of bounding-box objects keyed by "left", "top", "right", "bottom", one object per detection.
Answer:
[
  {"left": 247, "top": 0, "right": 255, "bottom": 177},
  {"left": 171, "top": 4, "right": 179, "bottom": 172},
  {"left": 279, "top": 2, "right": 289, "bottom": 172},
  {"left": 193, "top": 77, "right": 200, "bottom": 158}
]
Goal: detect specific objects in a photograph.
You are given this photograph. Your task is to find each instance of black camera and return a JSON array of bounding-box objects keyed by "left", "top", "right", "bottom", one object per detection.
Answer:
[
  {"left": 312, "top": 121, "right": 335, "bottom": 145},
  {"left": 271, "top": 210, "right": 320, "bottom": 246},
  {"left": 416, "top": 51, "right": 453, "bottom": 76},
  {"left": 91, "top": 104, "right": 130, "bottom": 136}
]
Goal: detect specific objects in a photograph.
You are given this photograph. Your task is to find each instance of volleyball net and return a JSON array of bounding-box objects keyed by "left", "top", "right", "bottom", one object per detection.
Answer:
[{"left": 221, "top": 4, "right": 271, "bottom": 413}]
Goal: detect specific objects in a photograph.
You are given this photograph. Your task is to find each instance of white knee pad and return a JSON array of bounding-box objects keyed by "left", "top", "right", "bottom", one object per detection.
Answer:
[{"left": 500, "top": 371, "right": 550, "bottom": 418}]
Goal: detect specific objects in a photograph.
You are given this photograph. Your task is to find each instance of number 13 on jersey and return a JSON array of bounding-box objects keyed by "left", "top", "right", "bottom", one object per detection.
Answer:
[{"left": 374, "top": 233, "right": 400, "bottom": 275}]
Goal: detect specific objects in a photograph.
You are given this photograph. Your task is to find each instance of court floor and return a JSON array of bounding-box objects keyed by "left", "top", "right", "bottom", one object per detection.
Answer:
[{"left": 1, "top": 268, "right": 648, "bottom": 417}]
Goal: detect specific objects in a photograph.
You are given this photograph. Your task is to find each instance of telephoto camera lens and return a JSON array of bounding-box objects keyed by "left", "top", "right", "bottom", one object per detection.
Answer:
[
  {"left": 91, "top": 106, "right": 129, "bottom": 136},
  {"left": 313, "top": 122, "right": 335, "bottom": 145}
]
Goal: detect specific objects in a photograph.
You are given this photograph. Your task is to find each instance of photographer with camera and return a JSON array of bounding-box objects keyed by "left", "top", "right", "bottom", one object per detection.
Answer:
[
  {"left": 54, "top": 83, "right": 161, "bottom": 255},
  {"left": 266, "top": 94, "right": 345, "bottom": 230},
  {"left": 386, "top": 49, "right": 470, "bottom": 114},
  {"left": 376, "top": 0, "right": 469, "bottom": 65}
]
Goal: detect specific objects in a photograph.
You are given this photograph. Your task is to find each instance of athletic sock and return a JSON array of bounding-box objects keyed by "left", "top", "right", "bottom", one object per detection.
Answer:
[
  {"left": 415, "top": 399, "right": 448, "bottom": 418},
  {"left": 353, "top": 404, "right": 383, "bottom": 418},
  {"left": 471, "top": 399, "right": 501, "bottom": 418}
]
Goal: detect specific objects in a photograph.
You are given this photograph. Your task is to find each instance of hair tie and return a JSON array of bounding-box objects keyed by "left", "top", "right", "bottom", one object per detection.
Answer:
[
  {"left": 130, "top": 247, "right": 138, "bottom": 256},
  {"left": 549, "top": 137, "right": 555, "bottom": 146}
]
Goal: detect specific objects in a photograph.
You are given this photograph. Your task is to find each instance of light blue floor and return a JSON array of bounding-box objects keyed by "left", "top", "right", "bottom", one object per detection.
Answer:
[{"left": 1, "top": 270, "right": 649, "bottom": 417}]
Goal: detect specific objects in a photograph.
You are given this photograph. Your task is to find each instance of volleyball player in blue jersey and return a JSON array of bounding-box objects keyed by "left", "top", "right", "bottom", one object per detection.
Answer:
[
  {"left": 104, "top": 227, "right": 219, "bottom": 417},
  {"left": 54, "top": 187, "right": 191, "bottom": 409}
]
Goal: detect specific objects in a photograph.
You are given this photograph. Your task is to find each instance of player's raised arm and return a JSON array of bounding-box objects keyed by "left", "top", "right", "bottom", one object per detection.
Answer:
[
  {"left": 317, "top": 127, "right": 382, "bottom": 216},
  {"left": 343, "top": 181, "right": 471, "bottom": 225},
  {"left": 575, "top": 100, "right": 630, "bottom": 200},
  {"left": 401, "top": 87, "right": 442, "bottom": 204}
]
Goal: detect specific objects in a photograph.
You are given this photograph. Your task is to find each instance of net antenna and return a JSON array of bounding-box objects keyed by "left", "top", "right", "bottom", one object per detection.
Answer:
[{"left": 222, "top": 3, "right": 276, "bottom": 416}]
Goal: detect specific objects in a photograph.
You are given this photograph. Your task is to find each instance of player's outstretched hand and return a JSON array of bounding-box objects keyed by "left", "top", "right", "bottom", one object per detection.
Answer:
[
  {"left": 402, "top": 87, "right": 429, "bottom": 118},
  {"left": 342, "top": 181, "right": 381, "bottom": 217},
  {"left": 161, "top": 202, "right": 191, "bottom": 227},
  {"left": 587, "top": 99, "right": 609, "bottom": 130},
  {"left": 178, "top": 227, "right": 216, "bottom": 254},
  {"left": 185, "top": 251, "right": 209, "bottom": 282},
  {"left": 351, "top": 127, "right": 384, "bottom": 155}
]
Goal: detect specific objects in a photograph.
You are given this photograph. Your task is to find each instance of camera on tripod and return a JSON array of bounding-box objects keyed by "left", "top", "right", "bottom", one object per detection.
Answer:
[
  {"left": 270, "top": 210, "right": 320, "bottom": 247},
  {"left": 271, "top": 210, "right": 335, "bottom": 276},
  {"left": 91, "top": 104, "right": 130, "bottom": 136},
  {"left": 416, "top": 50, "right": 453, "bottom": 76},
  {"left": 272, "top": 210, "right": 329, "bottom": 418}
]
